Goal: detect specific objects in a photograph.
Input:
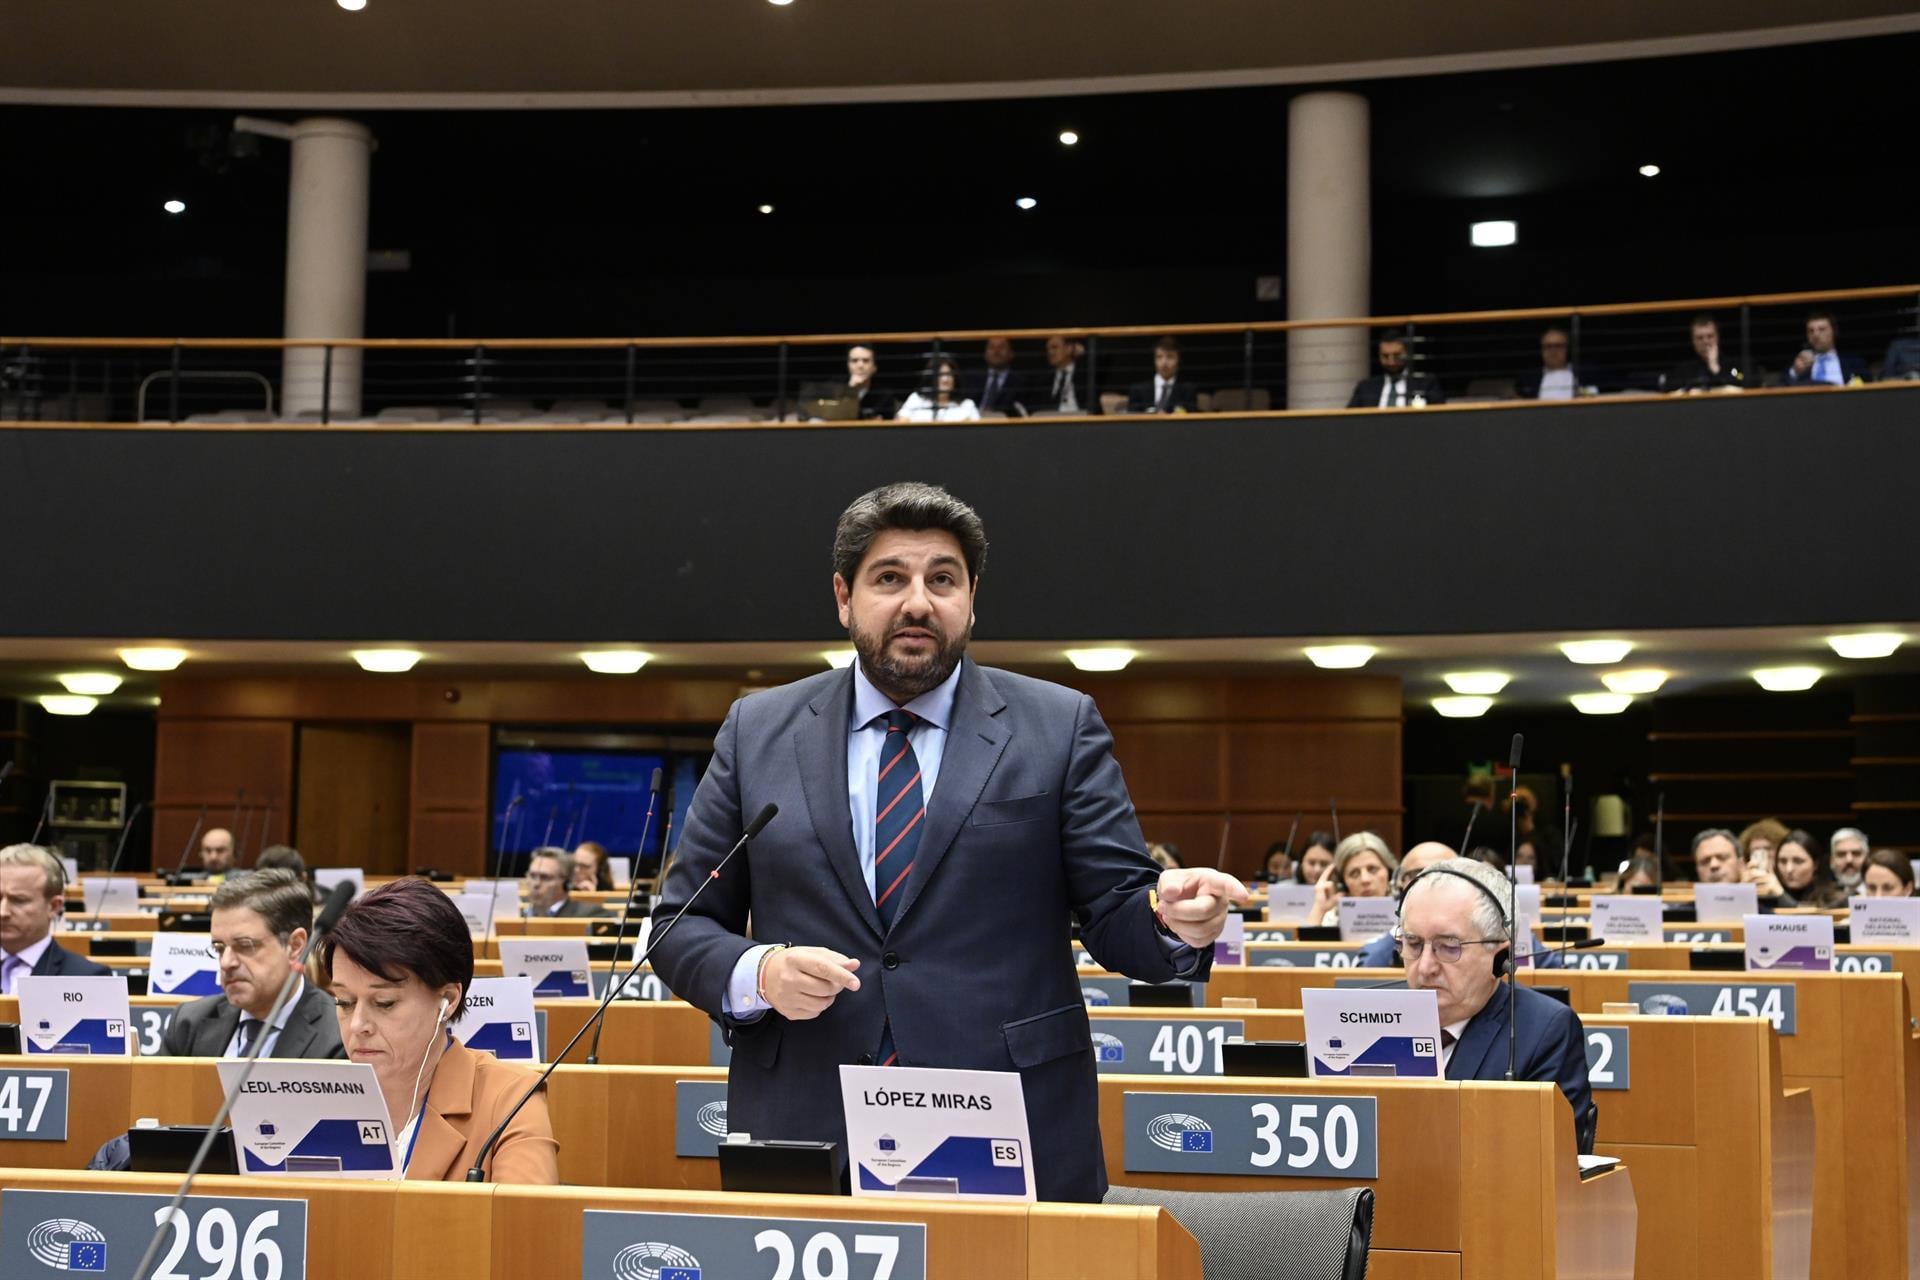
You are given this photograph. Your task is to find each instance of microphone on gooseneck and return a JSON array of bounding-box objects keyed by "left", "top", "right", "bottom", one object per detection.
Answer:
[
  {"left": 1215, "top": 810, "right": 1233, "bottom": 871},
  {"left": 30, "top": 786, "right": 54, "bottom": 844},
  {"left": 234, "top": 802, "right": 259, "bottom": 868},
  {"left": 482, "top": 793, "right": 526, "bottom": 959},
  {"left": 86, "top": 801, "right": 148, "bottom": 925},
  {"left": 130, "top": 880, "right": 355, "bottom": 1280},
  {"left": 466, "top": 802, "right": 778, "bottom": 1182},
  {"left": 1653, "top": 792, "right": 1666, "bottom": 880},
  {"left": 1505, "top": 733, "right": 1524, "bottom": 1083},
  {"left": 252, "top": 797, "right": 275, "bottom": 864},
  {"left": 1329, "top": 797, "right": 1341, "bottom": 847},
  {"left": 588, "top": 766, "right": 662, "bottom": 1066},
  {"left": 167, "top": 804, "right": 208, "bottom": 889},
  {"left": 1462, "top": 800, "right": 1482, "bottom": 856}
]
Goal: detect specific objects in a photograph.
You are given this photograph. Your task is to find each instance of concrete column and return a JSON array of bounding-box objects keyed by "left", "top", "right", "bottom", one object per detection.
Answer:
[
  {"left": 1286, "top": 92, "right": 1370, "bottom": 410},
  {"left": 280, "top": 118, "right": 372, "bottom": 418}
]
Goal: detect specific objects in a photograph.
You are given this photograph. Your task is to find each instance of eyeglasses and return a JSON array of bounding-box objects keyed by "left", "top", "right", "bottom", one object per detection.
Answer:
[
  {"left": 211, "top": 936, "right": 281, "bottom": 957},
  {"left": 525, "top": 871, "right": 563, "bottom": 883},
  {"left": 1391, "top": 929, "right": 1504, "bottom": 963}
]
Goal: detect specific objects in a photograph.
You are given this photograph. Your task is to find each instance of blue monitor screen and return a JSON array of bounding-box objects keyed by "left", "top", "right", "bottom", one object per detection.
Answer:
[{"left": 493, "top": 750, "right": 666, "bottom": 858}]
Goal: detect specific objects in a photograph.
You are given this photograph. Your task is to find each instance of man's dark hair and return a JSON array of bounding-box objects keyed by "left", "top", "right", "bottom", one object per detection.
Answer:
[
  {"left": 323, "top": 877, "right": 475, "bottom": 1015},
  {"left": 254, "top": 844, "right": 311, "bottom": 888},
  {"left": 1690, "top": 313, "right": 1718, "bottom": 330},
  {"left": 833, "top": 482, "right": 988, "bottom": 586},
  {"left": 1154, "top": 335, "right": 1181, "bottom": 354},
  {"left": 1807, "top": 310, "right": 1836, "bottom": 329},
  {"left": 209, "top": 869, "right": 314, "bottom": 942}
]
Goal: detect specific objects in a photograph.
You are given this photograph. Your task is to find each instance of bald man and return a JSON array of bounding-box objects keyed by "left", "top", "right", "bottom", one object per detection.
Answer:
[{"left": 199, "top": 828, "right": 236, "bottom": 879}]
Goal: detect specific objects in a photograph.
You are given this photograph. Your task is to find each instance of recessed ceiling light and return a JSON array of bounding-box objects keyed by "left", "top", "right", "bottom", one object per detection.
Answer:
[
  {"left": 581, "top": 650, "right": 651, "bottom": 675},
  {"left": 768, "top": 0, "right": 794, "bottom": 5},
  {"left": 1064, "top": 648, "right": 1137, "bottom": 673},
  {"left": 1638, "top": 164, "right": 1661, "bottom": 178},
  {"left": 1470, "top": 220, "right": 1517, "bottom": 248},
  {"left": 58, "top": 673, "right": 124, "bottom": 696},
  {"left": 823, "top": 649, "right": 856, "bottom": 669},
  {"left": 162, "top": 199, "right": 186, "bottom": 215},
  {"left": 1753, "top": 666, "right": 1821, "bottom": 692},
  {"left": 1433, "top": 695, "right": 1493, "bottom": 718},
  {"left": 1058, "top": 130, "right": 1080, "bottom": 146},
  {"left": 1827, "top": 632, "right": 1904, "bottom": 660},
  {"left": 1442, "top": 672, "right": 1510, "bottom": 695},
  {"left": 1014, "top": 196, "right": 1038, "bottom": 211},
  {"left": 1304, "top": 645, "right": 1377, "bottom": 670},
  {"left": 1560, "top": 639, "right": 1633, "bottom": 665},
  {"left": 757, "top": 203, "right": 775, "bottom": 215},
  {"left": 119, "top": 647, "right": 187, "bottom": 671},
  {"left": 337, "top": 0, "right": 367, "bottom": 10},
  {"left": 351, "top": 649, "right": 423, "bottom": 673},
  {"left": 1571, "top": 692, "right": 1633, "bottom": 715},
  {"left": 1600, "top": 669, "right": 1668, "bottom": 695},
  {"left": 40, "top": 695, "right": 98, "bottom": 716}
]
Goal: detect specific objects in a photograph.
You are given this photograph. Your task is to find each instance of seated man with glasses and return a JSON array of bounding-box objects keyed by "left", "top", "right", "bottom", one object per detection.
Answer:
[
  {"left": 524, "top": 847, "right": 606, "bottom": 918},
  {"left": 1395, "top": 857, "right": 1596, "bottom": 1150}
]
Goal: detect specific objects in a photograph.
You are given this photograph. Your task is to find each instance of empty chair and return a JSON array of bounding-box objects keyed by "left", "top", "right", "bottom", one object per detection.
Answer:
[
  {"left": 1102, "top": 1184, "right": 1373, "bottom": 1280},
  {"left": 1210, "top": 387, "right": 1273, "bottom": 412}
]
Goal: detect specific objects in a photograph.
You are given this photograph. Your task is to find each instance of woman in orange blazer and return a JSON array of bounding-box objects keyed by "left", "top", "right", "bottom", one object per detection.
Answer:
[{"left": 324, "top": 878, "right": 558, "bottom": 1183}]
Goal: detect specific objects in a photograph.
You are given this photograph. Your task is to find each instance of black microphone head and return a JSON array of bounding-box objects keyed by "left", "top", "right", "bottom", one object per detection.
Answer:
[
  {"left": 745, "top": 803, "right": 778, "bottom": 839},
  {"left": 314, "top": 880, "right": 356, "bottom": 932},
  {"left": 1508, "top": 734, "right": 1524, "bottom": 771},
  {"left": 649, "top": 766, "right": 664, "bottom": 793}
]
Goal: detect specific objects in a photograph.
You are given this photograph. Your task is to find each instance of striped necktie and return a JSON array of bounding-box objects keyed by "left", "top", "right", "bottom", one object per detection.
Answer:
[{"left": 874, "top": 709, "right": 925, "bottom": 931}]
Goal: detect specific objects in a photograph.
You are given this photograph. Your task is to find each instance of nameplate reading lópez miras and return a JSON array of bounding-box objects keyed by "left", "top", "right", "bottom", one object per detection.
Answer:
[
  {"left": 0, "top": 1188, "right": 309, "bottom": 1280},
  {"left": 218, "top": 1060, "right": 401, "bottom": 1179},
  {"left": 1301, "top": 988, "right": 1442, "bottom": 1078},
  {"left": 582, "top": 1210, "right": 926, "bottom": 1280},
  {"left": 839, "top": 1065, "right": 1035, "bottom": 1202}
]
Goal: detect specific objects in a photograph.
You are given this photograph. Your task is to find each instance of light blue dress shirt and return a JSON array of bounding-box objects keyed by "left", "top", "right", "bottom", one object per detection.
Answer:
[
  {"left": 1813, "top": 351, "right": 1843, "bottom": 385},
  {"left": 723, "top": 661, "right": 962, "bottom": 1017}
]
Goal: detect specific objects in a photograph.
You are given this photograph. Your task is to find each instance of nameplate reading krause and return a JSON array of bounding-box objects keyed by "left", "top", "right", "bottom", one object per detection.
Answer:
[
  {"left": 218, "top": 1060, "right": 401, "bottom": 1180},
  {"left": 0, "top": 1187, "right": 308, "bottom": 1280},
  {"left": 839, "top": 1065, "right": 1035, "bottom": 1202},
  {"left": 1302, "top": 987, "right": 1442, "bottom": 1078},
  {"left": 1745, "top": 913, "right": 1833, "bottom": 972},
  {"left": 581, "top": 1210, "right": 925, "bottom": 1280}
]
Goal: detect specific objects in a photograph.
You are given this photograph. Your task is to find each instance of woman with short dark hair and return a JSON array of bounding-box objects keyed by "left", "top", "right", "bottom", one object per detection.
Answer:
[
  {"left": 324, "top": 878, "right": 558, "bottom": 1183},
  {"left": 1860, "top": 848, "right": 1915, "bottom": 899}
]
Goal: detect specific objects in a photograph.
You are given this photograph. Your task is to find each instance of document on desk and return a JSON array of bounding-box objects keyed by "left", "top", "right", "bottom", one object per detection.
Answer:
[
  {"left": 219, "top": 1060, "right": 401, "bottom": 1179},
  {"left": 1578, "top": 1153, "right": 1622, "bottom": 1179},
  {"left": 840, "top": 1065, "right": 1035, "bottom": 1202}
]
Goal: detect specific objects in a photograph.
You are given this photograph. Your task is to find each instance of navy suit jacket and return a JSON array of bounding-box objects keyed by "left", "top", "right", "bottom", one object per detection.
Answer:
[
  {"left": 1785, "top": 352, "right": 1870, "bottom": 385},
  {"left": 1447, "top": 982, "right": 1596, "bottom": 1151},
  {"left": 650, "top": 657, "right": 1204, "bottom": 1203},
  {"left": 31, "top": 939, "right": 111, "bottom": 979}
]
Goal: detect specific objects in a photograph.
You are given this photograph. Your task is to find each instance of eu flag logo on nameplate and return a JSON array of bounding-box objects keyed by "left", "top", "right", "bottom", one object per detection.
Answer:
[
  {"left": 662, "top": 1268, "right": 701, "bottom": 1280},
  {"left": 878, "top": 1135, "right": 897, "bottom": 1152},
  {"left": 69, "top": 1241, "right": 108, "bottom": 1272},
  {"left": 260, "top": 1122, "right": 277, "bottom": 1136},
  {"left": 1181, "top": 1130, "right": 1214, "bottom": 1153},
  {"left": 1328, "top": 1037, "right": 1343, "bottom": 1050}
]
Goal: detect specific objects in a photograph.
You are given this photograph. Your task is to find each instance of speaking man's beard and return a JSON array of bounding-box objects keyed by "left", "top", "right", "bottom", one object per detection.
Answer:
[{"left": 850, "top": 613, "right": 969, "bottom": 702}]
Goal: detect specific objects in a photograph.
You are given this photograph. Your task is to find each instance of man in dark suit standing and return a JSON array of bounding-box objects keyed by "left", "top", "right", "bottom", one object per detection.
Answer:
[
  {"left": 160, "top": 870, "right": 344, "bottom": 1058},
  {"left": 965, "top": 337, "right": 1028, "bottom": 416},
  {"left": 1348, "top": 334, "right": 1447, "bottom": 408},
  {"left": 1398, "top": 857, "right": 1595, "bottom": 1149},
  {"left": 1785, "top": 311, "right": 1870, "bottom": 386},
  {"left": 651, "top": 482, "right": 1249, "bottom": 1203},
  {"left": 0, "top": 843, "right": 111, "bottom": 991},
  {"left": 1125, "top": 335, "right": 1201, "bottom": 414},
  {"left": 525, "top": 849, "right": 606, "bottom": 918}
]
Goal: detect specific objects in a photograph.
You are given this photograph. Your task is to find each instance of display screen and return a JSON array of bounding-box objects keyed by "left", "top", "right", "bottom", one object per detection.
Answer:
[{"left": 492, "top": 750, "right": 665, "bottom": 859}]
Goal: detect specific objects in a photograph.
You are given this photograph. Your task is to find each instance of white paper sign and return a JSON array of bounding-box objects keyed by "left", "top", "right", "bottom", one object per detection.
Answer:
[
  {"left": 1515, "top": 884, "right": 1542, "bottom": 918},
  {"left": 840, "top": 1064, "right": 1035, "bottom": 1202},
  {"left": 1302, "top": 987, "right": 1442, "bottom": 1078},
  {"left": 1590, "top": 895, "right": 1663, "bottom": 942},
  {"left": 1515, "top": 864, "right": 1535, "bottom": 884},
  {"left": 220, "top": 1059, "right": 401, "bottom": 1179},
  {"left": 608, "top": 856, "right": 633, "bottom": 887},
  {"left": 18, "top": 975, "right": 131, "bottom": 1055},
  {"left": 1213, "top": 913, "right": 1246, "bottom": 965},
  {"left": 314, "top": 868, "right": 365, "bottom": 899},
  {"left": 60, "top": 857, "right": 80, "bottom": 886},
  {"left": 1513, "top": 912, "right": 1537, "bottom": 968},
  {"left": 1336, "top": 898, "right": 1398, "bottom": 942},
  {"left": 82, "top": 877, "right": 142, "bottom": 916},
  {"left": 450, "top": 976, "right": 538, "bottom": 1060},
  {"left": 498, "top": 937, "right": 593, "bottom": 997},
  {"left": 463, "top": 879, "right": 523, "bottom": 919},
  {"left": 1849, "top": 897, "right": 1920, "bottom": 943},
  {"left": 149, "top": 932, "right": 223, "bottom": 997},
  {"left": 1745, "top": 913, "right": 1833, "bottom": 972},
  {"left": 455, "top": 892, "right": 496, "bottom": 937},
  {"left": 1694, "top": 883, "right": 1759, "bottom": 923},
  {"left": 1263, "top": 883, "right": 1317, "bottom": 923}
]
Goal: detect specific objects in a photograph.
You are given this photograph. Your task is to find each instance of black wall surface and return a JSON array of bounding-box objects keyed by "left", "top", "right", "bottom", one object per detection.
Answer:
[{"left": 5, "top": 388, "right": 1918, "bottom": 644}]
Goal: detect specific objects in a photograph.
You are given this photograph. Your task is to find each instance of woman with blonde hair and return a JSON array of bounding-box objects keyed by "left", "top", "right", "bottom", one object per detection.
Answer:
[{"left": 1306, "top": 832, "right": 1399, "bottom": 927}]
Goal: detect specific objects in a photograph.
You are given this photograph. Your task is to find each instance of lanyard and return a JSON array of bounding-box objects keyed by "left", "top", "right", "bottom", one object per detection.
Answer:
[{"left": 400, "top": 1108, "right": 423, "bottom": 1174}]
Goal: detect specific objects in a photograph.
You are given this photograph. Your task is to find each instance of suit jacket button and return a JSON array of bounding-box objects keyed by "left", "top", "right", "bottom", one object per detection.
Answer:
[
  {"left": 858, "top": 1053, "right": 874, "bottom": 1066},
  {"left": 882, "top": 951, "right": 899, "bottom": 970}
]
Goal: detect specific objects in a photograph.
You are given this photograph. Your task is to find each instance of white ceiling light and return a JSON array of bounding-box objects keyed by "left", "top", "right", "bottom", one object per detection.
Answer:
[
  {"left": 337, "top": 0, "right": 367, "bottom": 10},
  {"left": 1058, "top": 130, "right": 1080, "bottom": 146},
  {"left": 823, "top": 649, "right": 857, "bottom": 669},
  {"left": 768, "top": 0, "right": 794, "bottom": 5},
  {"left": 1304, "top": 645, "right": 1376, "bottom": 670},
  {"left": 1470, "top": 220, "right": 1517, "bottom": 248},
  {"left": 162, "top": 199, "right": 186, "bottom": 215},
  {"left": 119, "top": 647, "right": 187, "bottom": 671},
  {"left": 1014, "top": 196, "right": 1038, "bottom": 210},
  {"left": 58, "top": 673, "right": 124, "bottom": 696},
  {"left": 1065, "top": 648, "right": 1137, "bottom": 673},
  {"left": 757, "top": 203, "right": 775, "bottom": 215},
  {"left": 1433, "top": 695, "right": 1493, "bottom": 718},
  {"left": 1600, "top": 669, "right": 1669, "bottom": 695},
  {"left": 1753, "top": 666, "right": 1821, "bottom": 692},
  {"left": 580, "top": 650, "right": 651, "bottom": 675},
  {"left": 1442, "top": 672, "right": 1510, "bottom": 695},
  {"left": 351, "top": 649, "right": 423, "bottom": 673},
  {"left": 40, "top": 695, "right": 98, "bottom": 716},
  {"left": 1571, "top": 692, "right": 1633, "bottom": 715},
  {"left": 1560, "top": 639, "right": 1633, "bottom": 665},
  {"left": 1827, "top": 632, "right": 1904, "bottom": 660},
  {"left": 1638, "top": 164, "right": 1661, "bottom": 178}
]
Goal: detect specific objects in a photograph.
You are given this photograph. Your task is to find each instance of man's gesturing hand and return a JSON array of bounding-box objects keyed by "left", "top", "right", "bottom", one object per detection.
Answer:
[
  {"left": 1154, "top": 868, "right": 1253, "bottom": 949},
  {"left": 760, "top": 946, "right": 862, "bottom": 1020}
]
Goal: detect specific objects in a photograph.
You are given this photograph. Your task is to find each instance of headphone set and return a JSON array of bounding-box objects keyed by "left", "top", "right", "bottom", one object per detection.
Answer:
[{"left": 1393, "top": 866, "right": 1514, "bottom": 978}]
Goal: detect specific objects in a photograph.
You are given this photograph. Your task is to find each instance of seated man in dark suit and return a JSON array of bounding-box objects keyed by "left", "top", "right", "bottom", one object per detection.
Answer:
[
  {"left": 1397, "top": 857, "right": 1595, "bottom": 1150},
  {"left": 1881, "top": 335, "right": 1920, "bottom": 382},
  {"left": 843, "top": 345, "right": 900, "bottom": 420},
  {"left": 1663, "top": 313, "right": 1746, "bottom": 392},
  {"left": 0, "top": 843, "right": 111, "bottom": 992},
  {"left": 1036, "top": 334, "right": 1090, "bottom": 413},
  {"left": 1125, "top": 335, "right": 1201, "bottom": 414},
  {"left": 1784, "top": 311, "right": 1870, "bottom": 386},
  {"left": 1515, "top": 326, "right": 1593, "bottom": 400},
  {"left": 965, "top": 337, "right": 1029, "bottom": 416},
  {"left": 525, "top": 848, "right": 606, "bottom": 918},
  {"left": 1347, "top": 334, "right": 1446, "bottom": 408},
  {"left": 160, "top": 869, "right": 345, "bottom": 1058}
]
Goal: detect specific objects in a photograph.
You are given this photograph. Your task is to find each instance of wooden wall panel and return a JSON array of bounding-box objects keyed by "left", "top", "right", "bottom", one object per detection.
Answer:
[
  {"left": 410, "top": 723, "right": 490, "bottom": 876},
  {"left": 150, "top": 720, "right": 294, "bottom": 869},
  {"left": 410, "top": 811, "right": 489, "bottom": 877},
  {"left": 1226, "top": 722, "right": 1403, "bottom": 809},
  {"left": 295, "top": 724, "right": 412, "bottom": 874},
  {"left": 1109, "top": 725, "right": 1224, "bottom": 812}
]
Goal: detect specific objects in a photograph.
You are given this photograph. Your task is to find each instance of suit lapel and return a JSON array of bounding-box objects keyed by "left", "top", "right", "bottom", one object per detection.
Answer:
[
  {"left": 1447, "top": 986, "right": 1511, "bottom": 1081},
  {"left": 887, "top": 659, "right": 1008, "bottom": 932},
  {"left": 797, "top": 669, "right": 882, "bottom": 941},
  {"left": 198, "top": 1002, "right": 242, "bottom": 1057},
  {"left": 270, "top": 989, "right": 317, "bottom": 1059}
]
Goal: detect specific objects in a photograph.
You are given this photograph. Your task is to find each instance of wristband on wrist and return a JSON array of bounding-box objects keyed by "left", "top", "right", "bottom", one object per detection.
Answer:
[
  {"left": 1146, "top": 888, "right": 1178, "bottom": 939},
  {"left": 755, "top": 943, "right": 790, "bottom": 1003}
]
